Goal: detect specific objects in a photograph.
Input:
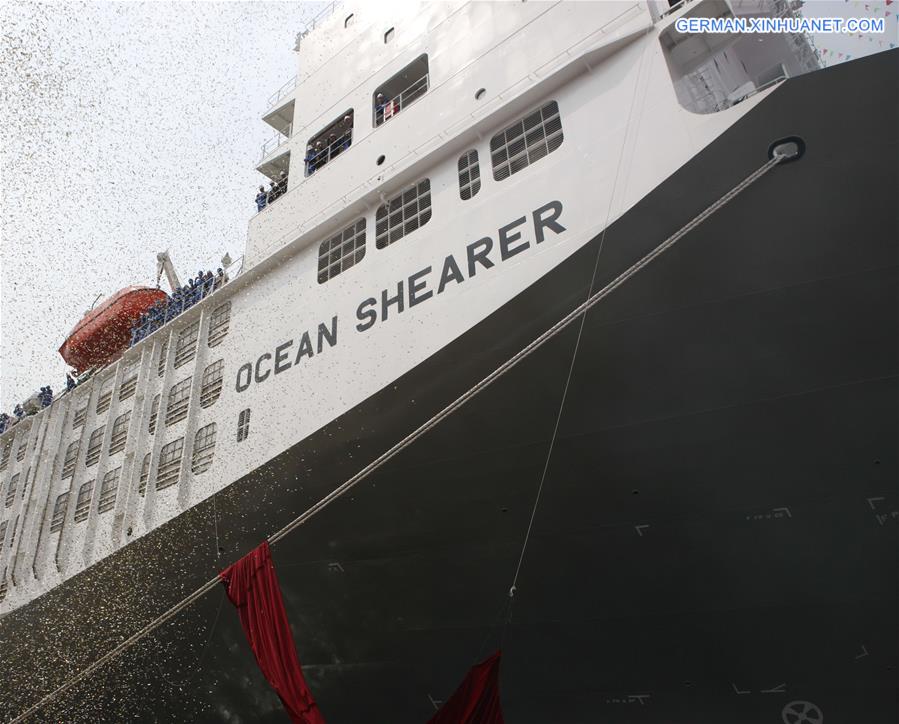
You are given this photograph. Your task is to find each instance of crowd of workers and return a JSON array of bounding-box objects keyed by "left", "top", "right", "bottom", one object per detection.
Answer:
[
  {"left": 0, "top": 265, "right": 231, "bottom": 436},
  {"left": 304, "top": 116, "right": 353, "bottom": 176},
  {"left": 255, "top": 171, "right": 289, "bottom": 212},
  {"left": 254, "top": 113, "right": 358, "bottom": 210},
  {"left": 0, "top": 387, "right": 54, "bottom": 433},
  {"left": 129, "top": 268, "right": 228, "bottom": 346}
]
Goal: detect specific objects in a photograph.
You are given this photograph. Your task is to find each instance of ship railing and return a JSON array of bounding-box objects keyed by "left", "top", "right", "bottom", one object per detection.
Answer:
[
  {"left": 260, "top": 123, "right": 292, "bottom": 161},
  {"left": 658, "top": 0, "right": 695, "bottom": 20},
  {"left": 303, "top": 129, "right": 352, "bottom": 176},
  {"left": 733, "top": 73, "right": 787, "bottom": 104},
  {"left": 294, "top": 1, "right": 343, "bottom": 50},
  {"left": 374, "top": 73, "right": 429, "bottom": 127},
  {"left": 266, "top": 76, "right": 297, "bottom": 111},
  {"left": 128, "top": 275, "right": 229, "bottom": 348}
]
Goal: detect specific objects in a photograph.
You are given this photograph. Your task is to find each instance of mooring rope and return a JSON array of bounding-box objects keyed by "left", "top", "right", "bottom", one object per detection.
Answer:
[
  {"left": 11, "top": 150, "right": 787, "bottom": 724},
  {"left": 506, "top": 38, "right": 649, "bottom": 614}
]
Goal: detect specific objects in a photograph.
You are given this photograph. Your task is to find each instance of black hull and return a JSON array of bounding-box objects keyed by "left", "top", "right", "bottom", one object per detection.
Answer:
[{"left": 2, "top": 50, "right": 897, "bottom": 724}]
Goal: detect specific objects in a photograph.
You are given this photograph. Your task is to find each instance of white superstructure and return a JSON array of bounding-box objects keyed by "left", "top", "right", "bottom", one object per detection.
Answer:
[{"left": 0, "top": 0, "right": 818, "bottom": 613}]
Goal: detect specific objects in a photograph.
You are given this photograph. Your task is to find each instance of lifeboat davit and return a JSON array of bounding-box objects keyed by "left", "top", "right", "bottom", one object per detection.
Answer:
[{"left": 59, "top": 286, "right": 168, "bottom": 373}]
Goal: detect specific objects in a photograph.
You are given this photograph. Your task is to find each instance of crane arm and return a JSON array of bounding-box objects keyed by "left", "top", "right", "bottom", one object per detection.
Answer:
[{"left": 156, "top": 251, "right": 181, "bottom": 292}]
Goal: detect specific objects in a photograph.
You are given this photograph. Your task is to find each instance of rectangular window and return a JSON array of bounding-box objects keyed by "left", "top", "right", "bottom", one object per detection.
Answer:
[
  {"left": 72, "top": 405, "right": 87, "bottom": 428},
  {"left": 96, "top": 376, "right": 114, "bottom": 414},
  {"left": 8, "top": 515, "right": 17, "bottom": 549},
  {"left": 16, "top": 441, "right": 27, "bottom": 462},
  {"left": 109, "top": 411, "right": 130, "bottom": 455},
  {"left": 0, "top": 521, "right": 6, "bottom": 548},
  {"left": 157, "top": 339, "right": 169, "bottom": 377},
  {"left": 62, "top": 440, "right": 80, "bottom": 479},
  {"left": 50, "top": 492, "right": 69, "bottom": 533},
  {"left": 156, "top": 438, "right": 184, "bottom": 490},
  {"left": 74, "top": 479, "right": 95, "bottom": 523},
  {"left": 165, "top": 377, "right": 192, "bottom": 426},
  {"left": 207, "top": 302, "right": 231, "bottom": 348},
  {"left": 138, "top": 453, "right": 151, "bottom": 497},
  {"left": 85, "top": 426, "right": 105, "bottom": 467},
  {"left": 304, "top": 110, "right": 354, "bottom": 177},
  {"left": 174, "top": 321, "right": 200, "bottom": 368},
  {"left": 237, "top": 409, "right": 251, "bottom": 443},
  {"left": 375, "top": 179, "right": 431, "bottom": 249},
  {"left": 200, "top": 360, "right": 224, "bottom": 408},
  {"left": 5, "top": 473, "right": 19, "bottom": 508},
  {"left": 192, "top": 423, "right": 217, "bottom": 475},
  {"left": 317, "top": 218, "right": 366, "bottom": 284},
  {"left": 490, "top": 100, "right": 563, "bottom": 181},
  {"left": 0, "top": 439, "right": 10, "bottom": 471},
  {"left": 148, "top": 394, "right": 161, "bottom": 434},
  {"left": 373, "top": 54, "right": 429, "bottom": 127},
  {"left": 458, "top": 150, "right": 482, "bottom": 200},
  {"left": 98, "top": 467, "right": 120, "bottom": 514},
  {"left": 119, "top": 358, "right": 140, "bottom": 401}
]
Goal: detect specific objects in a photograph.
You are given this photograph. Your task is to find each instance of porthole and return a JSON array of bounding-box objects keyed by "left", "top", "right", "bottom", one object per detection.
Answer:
[
  {"left": 376, "top": 154, "right": 385, "bottom": 166},
  {"left": 475, "top": 88, "right": 486, "bottom": 101}
]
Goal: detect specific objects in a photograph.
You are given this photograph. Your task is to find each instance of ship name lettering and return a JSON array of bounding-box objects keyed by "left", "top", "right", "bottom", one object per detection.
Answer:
[
  {"left": 356, "top": 200, "right": 565, "bottom": 333},
  {"left": 235, "top": 316, "right": 338, "bottom": 392},
  {"left": 236, "top": 202, "right": 564, "bottom": 393}
]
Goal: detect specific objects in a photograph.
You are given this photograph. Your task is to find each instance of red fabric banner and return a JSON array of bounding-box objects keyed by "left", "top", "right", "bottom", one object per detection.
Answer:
[
  {"left": 426, "top": 651, "right": 505, "bottom": 724},
  {"left": 220, "top": 541, "right": 326, "bottom": 724}
]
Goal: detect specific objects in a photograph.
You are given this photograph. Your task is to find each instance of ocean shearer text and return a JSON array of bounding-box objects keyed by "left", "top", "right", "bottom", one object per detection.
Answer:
[
  {"left": 235, "top": 200, "right": 567, "bottom": 393},
  {"left": 675, "top": 16, "right": 886, "bottom": 34}
]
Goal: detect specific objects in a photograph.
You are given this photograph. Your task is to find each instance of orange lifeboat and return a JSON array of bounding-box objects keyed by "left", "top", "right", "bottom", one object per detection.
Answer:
[{"left": 59, "top": 286, "right": 168, "bottom": 373}]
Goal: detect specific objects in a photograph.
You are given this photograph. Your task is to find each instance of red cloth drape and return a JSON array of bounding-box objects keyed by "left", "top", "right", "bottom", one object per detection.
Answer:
[
  {"left": 426, "top": 651, "right": 505, "bottom": 724},
  {"left": 220, "top": 541, "right": 326, "bottom": 724}
]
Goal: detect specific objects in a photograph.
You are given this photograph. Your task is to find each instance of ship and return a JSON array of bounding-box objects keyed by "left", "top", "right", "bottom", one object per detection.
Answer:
[{"left": 0, "top": 1, "right": 896, "bottom": 722}]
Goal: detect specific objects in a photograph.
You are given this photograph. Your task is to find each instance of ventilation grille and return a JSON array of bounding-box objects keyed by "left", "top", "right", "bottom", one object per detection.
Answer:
[
  {"left": 490, "top": 100, "right": 563, "bottom": 182},
  {"left": 317, "top": 219, "right": 366, "bottom": 283},
  {"left": 62, "top": 440, "right": 80, "bottom": 479},
  {"left": 148, "top": 394, "right": 160, "bottom": 435},
  {"left": 0, "top": 441, "right": 12, "bottom": 471},
  {"left": 5, "top": 474, "right": 19, "bottom": 508},
  {"left": 458, "top": 150, "right": 481, "bottom": 200},
  {"left": 109, "top": 411, "right": 130, "bottom": 455},
  {"left": 85, "top": 426, "right": 105, "bottom": 467},
  {"left": 74, "top": 480, "right": 94, "bottom": 523},
  {"left": 72, "top": 406, "right": 87, "bottom": 428},
  {"left": 50, "top": 493, "right": 68, "bottom": 533},
  {"left": 174, "top": 321, "right": 200, "bottom": 368},
  {"left": 157, "top": 340, "right": 169, "bottom": 377},
  {"left": 98, "top": 467, "right": 120, "bottom": 514},
  {"left": 138, "top": 453, "right": 151, "bottom": 497},
  {"left": 191, "top": 423, "right": 217, "bottom": 475},
  {"left": 156, "top": 438, "right": 183, "bottom": 490},
  {"left": 166, "top": 377, "right": 192, "bottom": 426},
  {"left": 200, "top": 360, "right": 224, "bottom": 408},
  {"left": 208, "top": 302, "right": 231, "bottom": 348},
  {"left": 237, "top": 409, "right": 251, "bottom": 443},
  {"left": 375, "top": 179, "right": 432, "bottom": 249}
]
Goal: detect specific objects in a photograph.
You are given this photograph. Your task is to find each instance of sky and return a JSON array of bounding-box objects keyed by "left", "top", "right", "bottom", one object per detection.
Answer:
[
  {"left": 0, "top": 1, "right": 328, "bottom": 411},
  {"left": 0, "top": 0, "right": 895, "bottom": 412}
]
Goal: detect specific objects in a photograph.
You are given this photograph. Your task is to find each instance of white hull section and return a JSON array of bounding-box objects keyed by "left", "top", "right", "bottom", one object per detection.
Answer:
[{"left": 0, "top": 1, "right": 779, "bottom": 614}]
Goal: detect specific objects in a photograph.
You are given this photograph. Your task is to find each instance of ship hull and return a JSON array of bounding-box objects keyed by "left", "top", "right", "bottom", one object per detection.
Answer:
[{"left": 2, "top": 50, "right": 897, "bottom": 724}]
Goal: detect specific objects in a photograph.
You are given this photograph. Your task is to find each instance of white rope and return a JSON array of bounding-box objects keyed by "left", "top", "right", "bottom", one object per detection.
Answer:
[
  {"left": 11, "top": 152, "right": 785, "bottom": 723},
  {"left": 508, "top": 39, "right": 649, "bottom": 603}
]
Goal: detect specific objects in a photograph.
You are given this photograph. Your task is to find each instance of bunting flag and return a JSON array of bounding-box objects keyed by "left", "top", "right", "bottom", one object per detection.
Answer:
[
  {"left": 222, "top": 542, "right": 506, "bottom": 723},
  {"left": 426, "top": 651, "right": 506, "bottom": 724},
  {"left": 220, "top": 542, "right": 326, "bottom": 724}
]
